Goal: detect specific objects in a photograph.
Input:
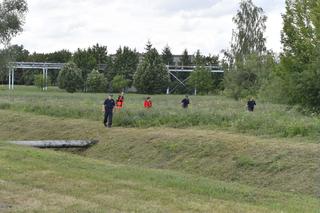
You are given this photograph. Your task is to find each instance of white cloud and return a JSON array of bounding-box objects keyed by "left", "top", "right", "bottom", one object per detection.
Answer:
[{"left": 11, "top": 0, "right": 285, "bottom": 55}]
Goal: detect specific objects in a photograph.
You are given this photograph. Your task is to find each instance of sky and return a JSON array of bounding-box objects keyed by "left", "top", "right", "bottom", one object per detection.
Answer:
[{"left": 11, "top": 0, "right": 285, "bottom": 55}]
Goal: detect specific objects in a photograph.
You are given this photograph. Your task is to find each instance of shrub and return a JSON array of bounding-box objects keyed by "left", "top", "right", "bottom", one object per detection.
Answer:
[
  {"left": 112, "top": 74, "right": 129, "bottom": 92},
  {"left": 58, "top": 62, "right": 83, "bottom": 93},
  {"left": 86, "top": 69, "right": 107, "bottom": 93},
  {"left": 188, "top": 66, "right": 213, "bottom": 95},
  {"left": 34, "top": 74, "right": 50, "bottom": 89}
]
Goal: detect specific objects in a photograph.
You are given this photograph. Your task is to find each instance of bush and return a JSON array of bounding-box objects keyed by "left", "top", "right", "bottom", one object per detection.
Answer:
[
  {"left": 225, "top": 54, "right": 274, "bottom": 100},
  {"left": 58, "top": 62, "right": 83, "bottom": 93},
  {"left": 188, "top": 66, "right": 213, "bottom": 95},
  {"left": 86, "top": 69, "right": 107, "bottom": 93},
  {"left": 112, "top": 74, "right": 129, "bottom": 92},
  {"left": 34, "top": 74, "right": 51, "bottom": 89}
]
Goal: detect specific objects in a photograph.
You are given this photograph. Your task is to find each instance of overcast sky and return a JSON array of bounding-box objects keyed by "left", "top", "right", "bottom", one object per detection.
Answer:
[{"left": 11, "top": 0, "right": 285, "bottom": 55}]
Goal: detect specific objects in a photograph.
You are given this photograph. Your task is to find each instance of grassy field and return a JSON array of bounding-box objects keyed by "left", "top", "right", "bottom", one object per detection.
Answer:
[
  {"left": 1, "top": 86, "right": 320, "bottom": 139},
  {"left": 2, "top": 142, "right": 320, "bottom": 212},
  {"left": 1, "top": 86, "right": 320, "bottom": 212}
]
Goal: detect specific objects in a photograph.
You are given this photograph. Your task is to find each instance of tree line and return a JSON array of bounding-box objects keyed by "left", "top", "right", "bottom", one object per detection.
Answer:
[
  {"left": 1, "top": 0, "right": 320, "bottom": 112},
  {"left": 0, "top": 42, "right": 222, "bottom": 94}
]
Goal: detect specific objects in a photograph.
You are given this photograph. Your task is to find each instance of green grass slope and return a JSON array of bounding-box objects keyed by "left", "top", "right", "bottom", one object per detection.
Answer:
[
  {"left": 1, "top": 142, "right": 320, "bottom": 212},
  {"left": 1, "top": 110, "right": 319, "bottom": 197}
]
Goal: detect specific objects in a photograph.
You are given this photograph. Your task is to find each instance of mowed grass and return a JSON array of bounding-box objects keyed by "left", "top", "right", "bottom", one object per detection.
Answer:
[
  {"left": 1, "top": 142, "right": 320, "bottom": 213},
  {"left": 1, "top": 86, "right": 320, "bottom": 139},
  {"left": 0, "top": 110, "right": 319, "bottom": 197}
]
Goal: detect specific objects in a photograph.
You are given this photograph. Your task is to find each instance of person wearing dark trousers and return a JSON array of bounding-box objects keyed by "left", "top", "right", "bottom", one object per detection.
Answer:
[
  {"left": 181, "top": 95, "right": 190, "bottom": 108},
  {"left": 247, "top": 97, "right": 256, "bottom": 112},
  {"left": 103, "top": 95, "right": 115, "bottom": 128}
]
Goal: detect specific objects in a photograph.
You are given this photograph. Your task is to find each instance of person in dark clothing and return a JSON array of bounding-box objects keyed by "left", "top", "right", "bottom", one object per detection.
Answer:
[
  {"left": 102, "top": 95, "right": 115, "bottom": 128},
  {"left": 181, "top": 95, "right": 190, "bottom": 108},
  {"left": 247, "top": 97, "right": 256, "bottom": 112}
]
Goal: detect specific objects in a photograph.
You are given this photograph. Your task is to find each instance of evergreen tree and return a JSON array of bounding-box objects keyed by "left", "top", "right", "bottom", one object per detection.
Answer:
[
  {"left": 161, "top": 45, "right": 174, "bottom": 65},
  {"left": 194, "top": 50, "right": 205, "bottom": 66},
  {"left": 134, "top": 48, "right": 170, "bottom": 94},
  {"left": 145, "top": 40, "right": 153, "bottom": 52},
  {"left": 180, "top": 49, "right": 191, "bottom": 66}
]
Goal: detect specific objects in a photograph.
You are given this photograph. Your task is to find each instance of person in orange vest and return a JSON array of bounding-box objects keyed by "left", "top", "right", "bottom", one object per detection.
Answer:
[
  {"left": 116, "top": 92, "right": 124, "bottom": 109},
  {"left": 144, "top": 97, "right": 152, "bottom": 108}
]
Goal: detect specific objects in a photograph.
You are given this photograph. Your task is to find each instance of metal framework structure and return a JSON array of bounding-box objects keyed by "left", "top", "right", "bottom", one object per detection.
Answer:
[
  {"left": 6, "top": 62, "right": 222, "bottom": 94},
  {"left": 7, "top": 62, "right": 107, "bottom": 90},
  {"left": 166, "top": 65, "right": 224, "bottom": 94}
]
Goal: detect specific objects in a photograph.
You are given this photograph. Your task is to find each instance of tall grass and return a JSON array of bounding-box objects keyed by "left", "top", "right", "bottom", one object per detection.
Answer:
[{"left": 1, "top": 86, "right": 320, "bottom": 138}]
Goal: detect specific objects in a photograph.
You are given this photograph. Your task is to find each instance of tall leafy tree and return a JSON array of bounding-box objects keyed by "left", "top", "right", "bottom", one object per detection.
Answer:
[
  {"left": 278, "top": 0, "right": 320, "bottom": 110},
  {"left": 231, "top": 0, "right": 267, "bottom": 61},
  {"left": 0, "top": 0, "right": 28, "bottom": 82},
  {"left": 224, "top": 0, "right": 268, "bottom": 99},
  {"left": 204, "top": 54, "right": 219, "bottom": 66},
  {"left": 0, "top": 0, "right": 28, "bottom": 44},
  {"left": 87, "top": 43, "right": 112, "bottom": 78},
  {"left": 88, "top": 43, "right": 109, "bottom": 64},
  {"left": 1, "top": 45, "right": 29, "bottom": 84},
  {"left": 46, "top": 50, "right": 72, "bottom": 63},
  {"left": 134, "top": 48, "right": 170, "bottom": 94},
  {"left": 161, "top": 45, "right": 174, "bottom": 65},
  {"left": 112, "top": 46, "right": 139, "bottom": 86},
  {"left": 72, "top": 48, "right": 97, "bottom": 87}
]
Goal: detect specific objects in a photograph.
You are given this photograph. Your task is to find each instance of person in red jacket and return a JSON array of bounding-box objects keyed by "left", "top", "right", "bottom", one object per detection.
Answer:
[
  {"left": 144, "top": 97, "right": 152, "bottom": 108},
  {"left": 116, "top": 92, "right": 124, "bottom": 109}
]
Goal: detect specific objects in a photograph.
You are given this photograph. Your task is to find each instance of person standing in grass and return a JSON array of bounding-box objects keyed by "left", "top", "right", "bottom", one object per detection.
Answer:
[
  {"left": 181, "top": 95, "right": 190, "bottom": 108},
  {"left": 144, "top": 97, "right": 152, "bottom": 108},
  {"left": 102, "top": 95, "right": 115, "bottom": 128},
  {"left": 116, "top": 92, "right": 125, "bottom": 109},
  {"left": 247, "top": 97, "right": 256, "bottom": 112}
]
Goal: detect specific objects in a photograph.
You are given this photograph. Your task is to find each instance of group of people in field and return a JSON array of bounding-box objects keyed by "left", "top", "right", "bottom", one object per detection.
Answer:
[{"left": 103, "top": 93, "right": 256, "bottom": 128}]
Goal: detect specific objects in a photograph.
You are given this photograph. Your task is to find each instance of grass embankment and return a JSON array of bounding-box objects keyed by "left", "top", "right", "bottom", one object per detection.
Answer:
[
  {"left": 1, "top": 142, "right": 320, "bottom": 212},
  {"left": 1, "top": 110, "right": 319, "bottom": 197},
  {"left": 1, "top": 86, "right": 320, "bottom": 138}
]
